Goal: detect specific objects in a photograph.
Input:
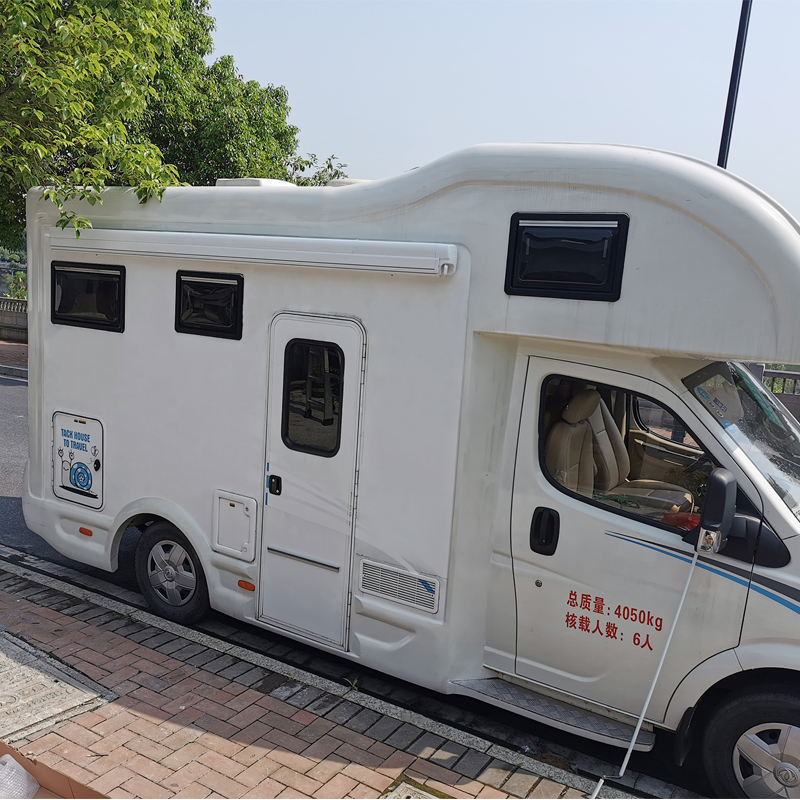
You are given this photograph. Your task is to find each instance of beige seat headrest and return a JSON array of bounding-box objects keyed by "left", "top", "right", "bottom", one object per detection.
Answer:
[{"left": 563, "top": 389, "right": 601, "bottom": 424}]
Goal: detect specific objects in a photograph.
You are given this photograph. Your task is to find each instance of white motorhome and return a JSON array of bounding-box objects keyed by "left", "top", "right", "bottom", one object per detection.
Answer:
[{"left": 23, "top": 144, "right": 800, "bottom": 798}]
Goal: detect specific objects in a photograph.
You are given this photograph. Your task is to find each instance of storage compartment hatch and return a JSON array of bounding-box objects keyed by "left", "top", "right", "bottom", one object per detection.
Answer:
[{"left": 213, "top": 491, "right": 257, "bottom": 562}]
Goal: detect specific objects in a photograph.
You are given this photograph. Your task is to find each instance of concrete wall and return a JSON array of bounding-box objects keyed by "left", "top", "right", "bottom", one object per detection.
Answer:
[{"left": 0, "top": 300, "right": 27, "bottom": 343}]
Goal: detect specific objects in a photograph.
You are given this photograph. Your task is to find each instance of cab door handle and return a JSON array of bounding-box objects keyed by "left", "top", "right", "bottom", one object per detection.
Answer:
[{"left": 530, "top": 507, "right": 559, "bottom": 556}]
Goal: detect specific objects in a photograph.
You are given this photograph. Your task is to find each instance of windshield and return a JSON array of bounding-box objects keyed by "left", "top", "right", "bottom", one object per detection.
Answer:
[{"left": 683, "top": 361, "right": 800, "bottom": 521}]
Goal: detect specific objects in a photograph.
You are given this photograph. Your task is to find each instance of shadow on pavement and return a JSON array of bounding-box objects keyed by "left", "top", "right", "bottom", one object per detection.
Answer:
[{"left": 0, "top": 495, "right": 140, "bottom": 593}]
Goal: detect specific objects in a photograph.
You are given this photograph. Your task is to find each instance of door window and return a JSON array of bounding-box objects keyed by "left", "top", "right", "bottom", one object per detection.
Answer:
[
  {"left": 633, "top": 397, "right": 699, "bottom": 448},
  {"left": 281, "top": 339, "right": 344, "bottom": 456},
  {"left": 540, "top": 375, "right": 713, "bottom": 531}
]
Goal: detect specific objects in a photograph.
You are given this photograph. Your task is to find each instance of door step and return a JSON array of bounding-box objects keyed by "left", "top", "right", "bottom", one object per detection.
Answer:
[{"left": 452, "top": 678, "right": 655, "bottom": 751}]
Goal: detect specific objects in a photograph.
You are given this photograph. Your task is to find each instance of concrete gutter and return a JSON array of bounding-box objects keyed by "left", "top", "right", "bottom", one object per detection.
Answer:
[{"left": 0, "top": 364, "right": 27, "bottom": 379}]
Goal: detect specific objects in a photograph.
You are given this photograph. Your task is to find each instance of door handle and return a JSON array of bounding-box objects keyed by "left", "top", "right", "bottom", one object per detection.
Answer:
[
  {"left": 268, "top": 475, "right": 282, "bottom": 495},
  {"left": 530, "top": 507, "right": 559, "bottom": 556}
]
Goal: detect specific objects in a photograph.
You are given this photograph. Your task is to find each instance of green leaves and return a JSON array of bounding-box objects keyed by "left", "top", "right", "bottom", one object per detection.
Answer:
[
  {"left": 135, "top": 0, "right": 346, "bottom": 188},
  {"left": 0, "top": 0, "right": 346, "bottom": 248},
  {"left": 0, "top": 0, "right": 181, "bottom": 244},
  {"left": 3, "top": 269, "right": 27, "bottom": 299}
]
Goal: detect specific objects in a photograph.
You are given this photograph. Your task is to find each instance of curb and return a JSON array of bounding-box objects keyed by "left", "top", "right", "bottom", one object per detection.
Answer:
[{"left": 0, "top": 363, "right": 27, "bottom": 379}]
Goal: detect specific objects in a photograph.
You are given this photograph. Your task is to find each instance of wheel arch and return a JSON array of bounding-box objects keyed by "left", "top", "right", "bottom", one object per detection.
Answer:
[
  {"left": 698, "top": 668, "right": 800, "bottom": 798},
  {"left": 666, "top": 647, "right": 800, "bottom": 730},
  {"left": 110, "top": 497, "right": 209, "bottom": 573},
  {"left": 693, "top": 667, "right": 800, "bottom": 727}
]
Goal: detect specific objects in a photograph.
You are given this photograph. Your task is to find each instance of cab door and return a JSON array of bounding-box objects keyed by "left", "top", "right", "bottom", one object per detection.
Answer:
[
  {"left": 260, "top": 313, "right": 364, "bottom": 648},
  {"left": 511, "top": 358, "right": 754, "bottom": 717}
]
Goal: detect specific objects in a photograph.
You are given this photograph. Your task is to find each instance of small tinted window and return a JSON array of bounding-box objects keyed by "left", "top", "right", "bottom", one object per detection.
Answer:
[
  {"left": 175, "top": 271, "right": 243, "bottom": 339},
  {"left": 282, "top": 339, "right": 344, "bottom": 456},
  {"left": 51, "top": 262, "right": 125, "bottom": 332},
  {"left": 505, "top": 214, "right": 629, "bottom": 301}
]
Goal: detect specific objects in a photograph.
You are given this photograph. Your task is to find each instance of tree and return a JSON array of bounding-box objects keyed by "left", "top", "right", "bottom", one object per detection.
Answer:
[
  {"left": 3, "top": 270, "right": 27, "bottom": 299},
  {"left": 135, "top": 0, "right": 345, "bottom": 188},
  {"left": 0, "top": 0, "right": 182, "bottom": 246},
  {"left": 139, "top": 54, "right": 299, "bottom": 187},
  {"left": 0, "top": 0, "right": 345, "bottom": 248}
]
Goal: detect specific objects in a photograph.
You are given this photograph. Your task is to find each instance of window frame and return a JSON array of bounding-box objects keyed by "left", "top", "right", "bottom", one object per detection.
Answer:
[
  {"left": 51, "top": 261, "right": 126, "bottom": 333},
  {"left": 537, "top": 373, "right": 715, "bottom": 536},
  {"left": 174, "top": 270, "right": 244, "bottom": 340},
  {"left": 281, "top": 337, "right": 345, "bottom": 458},
  {"left": 504, "top": 213, "right": 630, "bottom": 301}
]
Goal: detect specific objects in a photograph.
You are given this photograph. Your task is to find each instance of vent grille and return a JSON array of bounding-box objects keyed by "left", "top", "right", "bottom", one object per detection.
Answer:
[{"left": 359, "top": 560, "right": 439, "bottom": 613}]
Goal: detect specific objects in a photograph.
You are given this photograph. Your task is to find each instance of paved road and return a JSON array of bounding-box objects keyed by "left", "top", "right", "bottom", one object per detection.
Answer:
[
  {"left": 0, "top": 378, "right": 710, "bottom": 798},
  {"left": 0, "top": 375, "right": 139, "bottom": 584},
  {"left": 1, "top": 376, "right": 27, "bottom": 496}
]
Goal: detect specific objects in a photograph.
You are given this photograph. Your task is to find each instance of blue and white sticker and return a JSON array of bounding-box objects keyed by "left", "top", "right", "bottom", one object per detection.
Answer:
[{"left": 53, "top": 412, "right": 104, "bottom": 509}]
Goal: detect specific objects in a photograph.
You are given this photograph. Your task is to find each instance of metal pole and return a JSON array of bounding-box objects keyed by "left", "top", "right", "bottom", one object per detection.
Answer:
[
  {"left": 717, "top": 0, "right": 753, "bottom": 169},
  {"left": 589, "top": 551, "right": 700, "bottom": 799}
]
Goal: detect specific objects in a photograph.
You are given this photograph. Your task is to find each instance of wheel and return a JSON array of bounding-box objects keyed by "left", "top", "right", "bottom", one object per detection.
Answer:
[
  {"left": 703, "top": 685, "right": 800, "bottom": 798},
  {"left": 135, "top": 522, "right": 209, "bottom": 624}
]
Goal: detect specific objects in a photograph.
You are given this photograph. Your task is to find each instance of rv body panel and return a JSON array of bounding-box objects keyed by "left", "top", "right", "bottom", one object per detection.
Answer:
[{"left": 22, "top": 145, "right": 800, "bottom": 768}]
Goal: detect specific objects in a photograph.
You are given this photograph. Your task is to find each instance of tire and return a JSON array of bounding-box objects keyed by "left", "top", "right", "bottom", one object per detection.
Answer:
[
  {"left": 135, "top": 522, "right": 209, "bottom": 625},
  {"left": 702, "top": 685, "right": 800, "bottom": 798}
]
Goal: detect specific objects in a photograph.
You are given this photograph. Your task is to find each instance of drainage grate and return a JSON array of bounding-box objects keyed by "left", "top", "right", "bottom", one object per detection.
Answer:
[
  {"left": 382, "top": 781, "right": 440, "bottom": 799},
  {"left": 360, "top": 560, "right": 439, "bottom": 613},
  {"left": 0, "top": 631, "right": 114, "bottom": 742}
]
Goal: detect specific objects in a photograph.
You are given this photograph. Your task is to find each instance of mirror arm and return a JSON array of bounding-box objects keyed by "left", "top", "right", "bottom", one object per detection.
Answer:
[{"left": 681, "top": 527, "right": 700, "bottom": 547}]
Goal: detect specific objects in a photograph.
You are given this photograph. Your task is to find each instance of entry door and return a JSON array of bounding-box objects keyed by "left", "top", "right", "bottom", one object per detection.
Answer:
[
  {"left": 511, "top": 358, "right": 752, "bottom": 716},
  {"left": 260, "top": 314, "right": 364, "bottom": 648}
]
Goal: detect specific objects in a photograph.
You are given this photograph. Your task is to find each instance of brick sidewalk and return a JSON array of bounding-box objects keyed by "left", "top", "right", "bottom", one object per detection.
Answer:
[
  {"left": 0, "top": 339, "right": 27, "bottom": 368},
  {"left": 0, "top": 566, "right": 601, "bottom": 800}
]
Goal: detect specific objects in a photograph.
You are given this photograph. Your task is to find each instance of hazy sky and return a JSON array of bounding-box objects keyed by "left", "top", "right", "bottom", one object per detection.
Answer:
[{"left": 208, "top": 0, "right": 800, "bottom": 217}]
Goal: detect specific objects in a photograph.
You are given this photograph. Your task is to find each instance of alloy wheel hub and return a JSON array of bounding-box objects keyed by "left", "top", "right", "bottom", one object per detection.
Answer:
[
  {"left": 147, "top": 540, "right": 197, "bottom": 607},
  {"left": 776, "top": 762, "right": 800, "bottom": 788},
  {"left": 734, "top": 723, "right": 800, "bottom": 798}
]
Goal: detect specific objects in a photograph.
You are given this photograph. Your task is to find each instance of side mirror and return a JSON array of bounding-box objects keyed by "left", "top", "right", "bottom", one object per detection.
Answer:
[{"left": 696, "top": 468, "right": 737, "bottom": 554}]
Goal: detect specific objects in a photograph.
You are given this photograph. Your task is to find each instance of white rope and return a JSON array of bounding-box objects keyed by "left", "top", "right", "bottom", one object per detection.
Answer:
[{"left": 590, "top": 550, "right": 699, "bottom": 799}]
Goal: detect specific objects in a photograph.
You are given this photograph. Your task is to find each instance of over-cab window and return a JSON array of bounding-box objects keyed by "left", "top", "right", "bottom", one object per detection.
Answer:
[
  {"left": 51, "top": 262, "right": 125, "bottom": 332},
  {"left": 282, "top": 339, "right": 344, "bottom": 457},
  {"left": 175, "top": 271, "right": 244, "bottom": 340},
  {"left": 505, "top": 214, "right": 629, "bottom": 301},
  {"left": 540, "top": 375, "right": 713, "bottom": 532}
]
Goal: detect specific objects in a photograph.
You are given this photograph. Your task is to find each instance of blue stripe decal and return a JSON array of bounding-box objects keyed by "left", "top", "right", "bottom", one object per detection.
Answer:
[
  {"left": 419, "top": 579, "right": 436, "bottom": 595},
  {"left": 604, "top": 532, "right": 797, "bottom": 605},
  {"left": 748, "top": 583, "right": 800, "bottom": 615}
]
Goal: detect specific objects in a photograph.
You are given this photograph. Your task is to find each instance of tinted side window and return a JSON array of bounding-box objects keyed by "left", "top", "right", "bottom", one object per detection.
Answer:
[
  {"left": 175, "top": 271, "right": 243, "bottom": 339},
  {"left": 282, "top": 340, "right": 343, "bottom": 456},
  {"left": 505, "top": 214, "right": 629, "bottom": 301},
  {"left": 51, "top": 262, "right": 125, "bottom": 332}
]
